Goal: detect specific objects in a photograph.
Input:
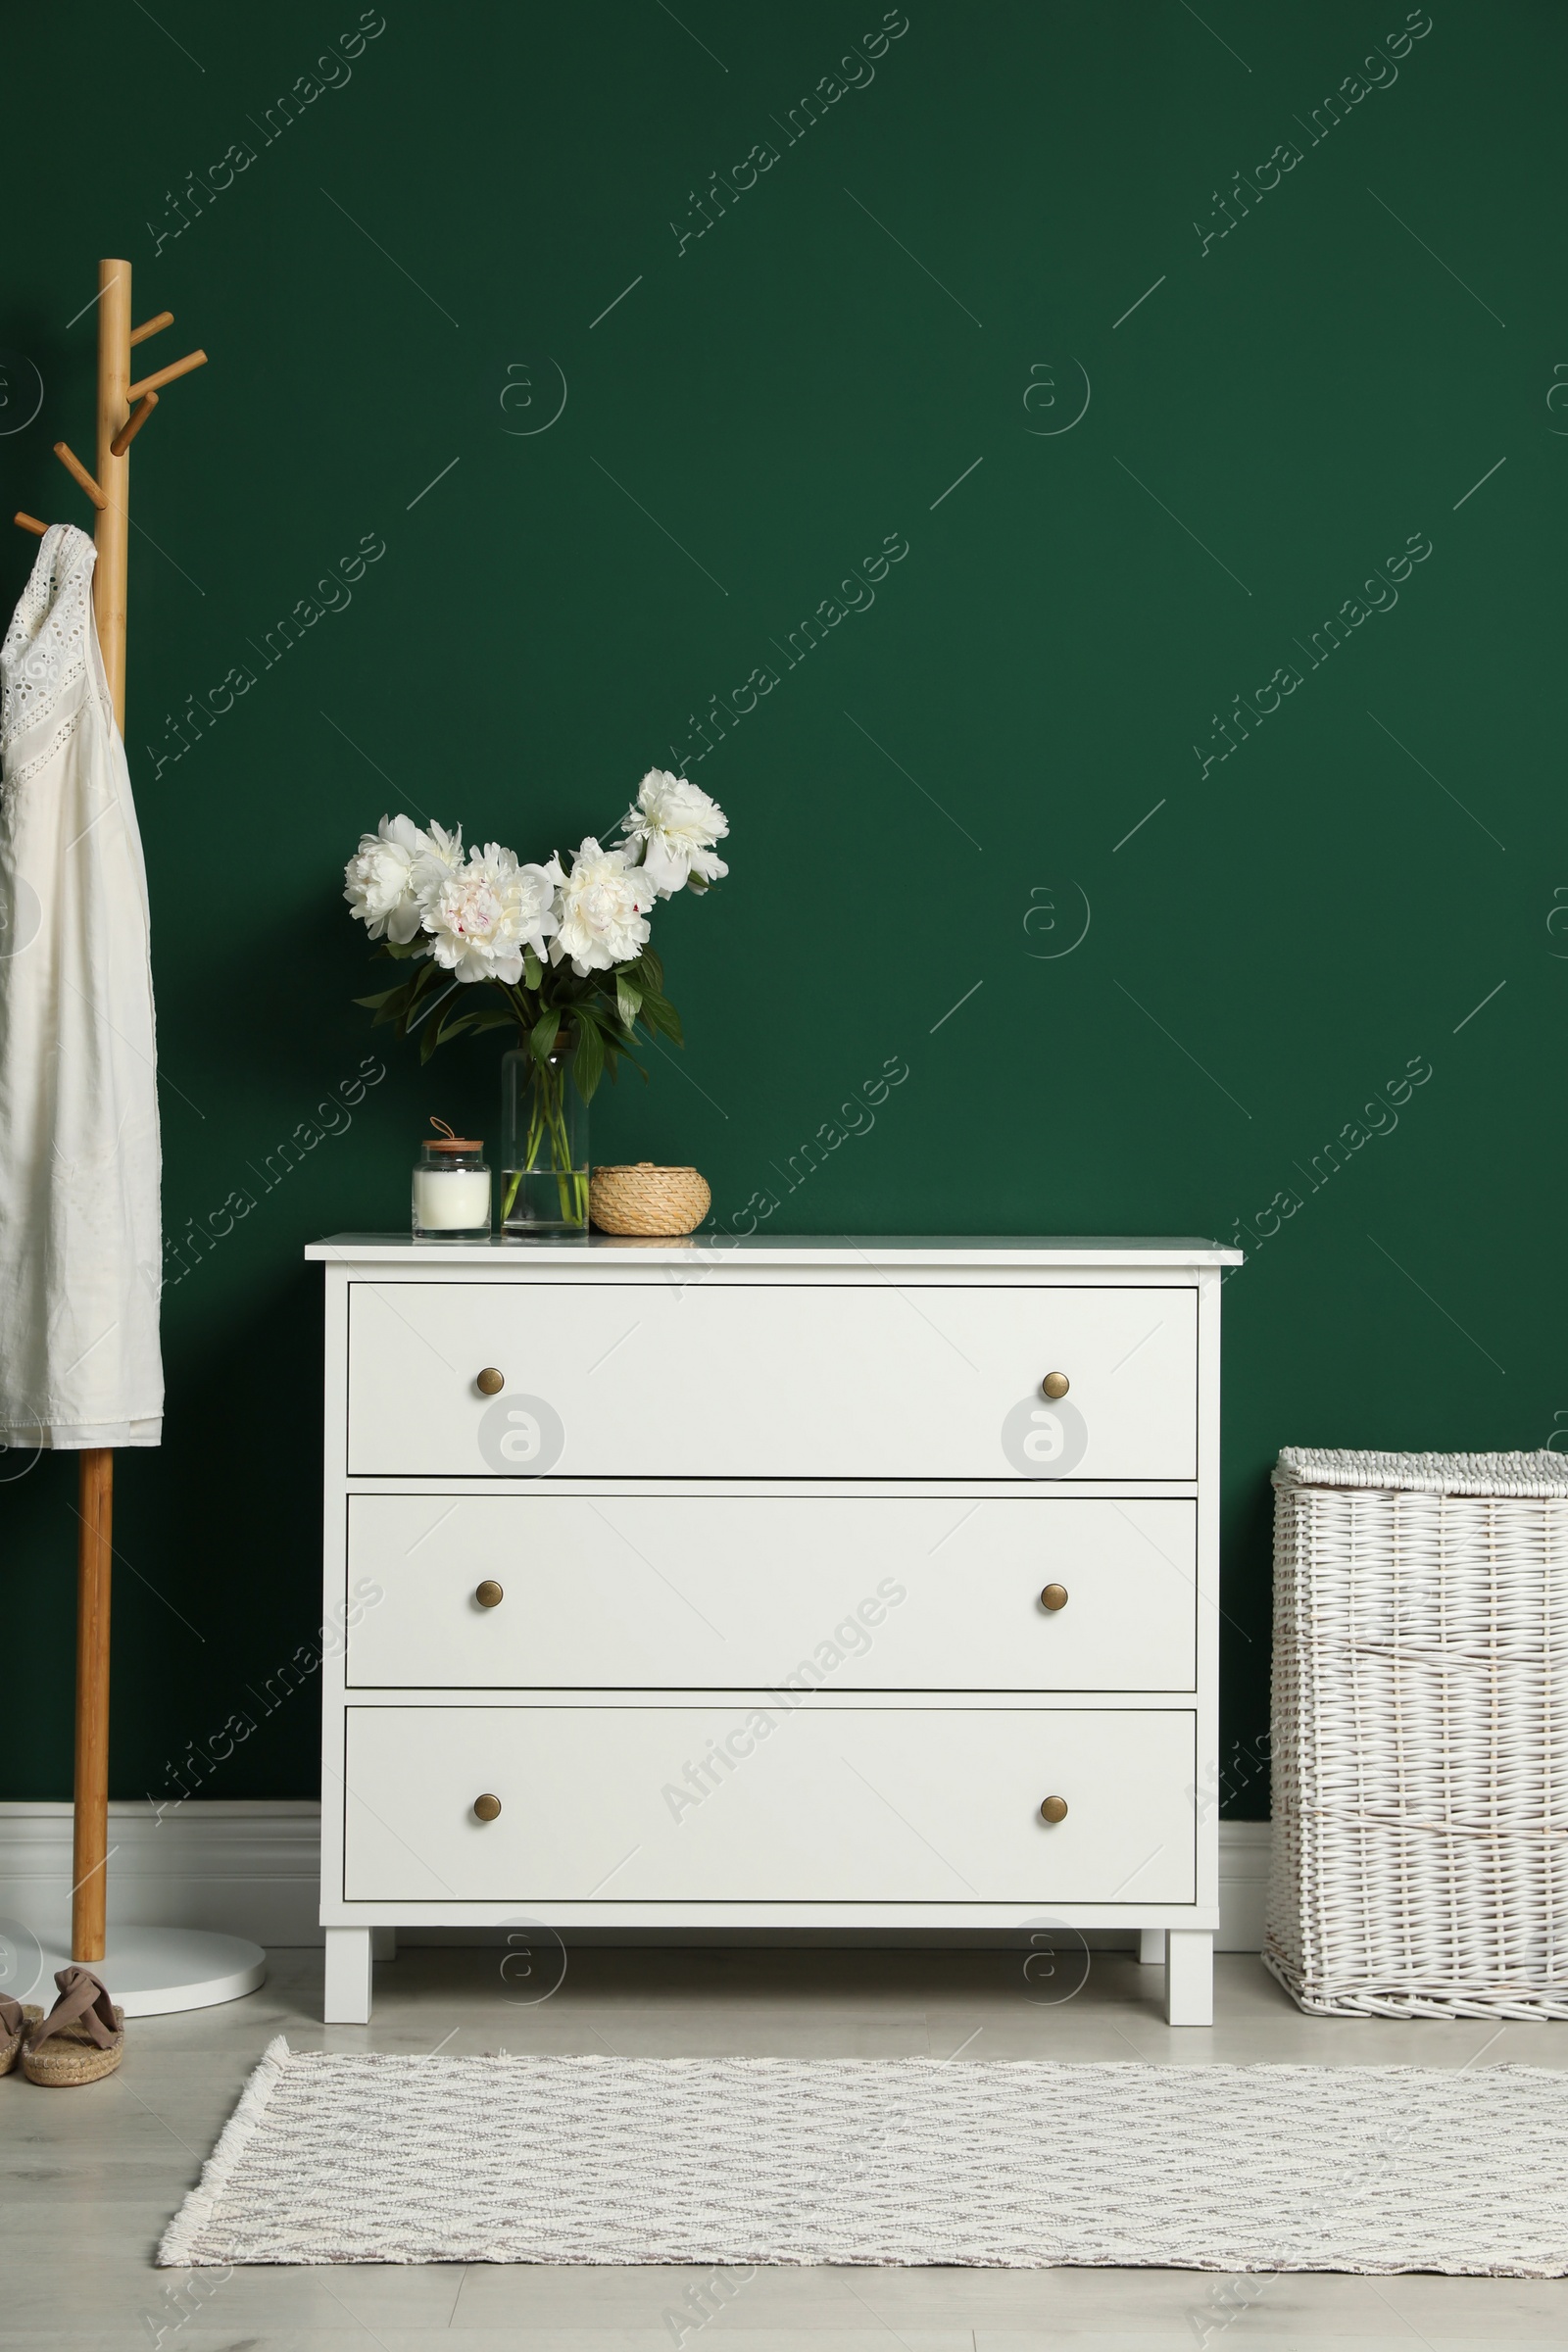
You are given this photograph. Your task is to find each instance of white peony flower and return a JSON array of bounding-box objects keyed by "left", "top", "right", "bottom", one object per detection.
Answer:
[
  {"left": 344, "top": 813, "right": 461, "bottom": 944},
  {"left": 419, "top": 841, "right": 560, "bottom": 985},
  {"left": 547, "top": 837, "right": 656, "bottom": 974},
  {"left": 619, "top": 768, "right": 729, "bottom": 897}
]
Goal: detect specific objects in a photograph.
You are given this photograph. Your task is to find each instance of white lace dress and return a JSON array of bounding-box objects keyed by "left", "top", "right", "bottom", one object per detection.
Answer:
[{"left": 0, "top": 524, "right": 163, "bottom": 1447}]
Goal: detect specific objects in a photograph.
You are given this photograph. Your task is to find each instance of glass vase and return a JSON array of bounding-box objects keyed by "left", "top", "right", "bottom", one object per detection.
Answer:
[{"left": 499, "top": 1045, "right": 589, "bottom": 1235}]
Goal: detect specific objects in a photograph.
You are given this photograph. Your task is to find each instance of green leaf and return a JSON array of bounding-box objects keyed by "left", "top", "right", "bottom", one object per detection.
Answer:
[
  {"left": 523, "top": 948, "right": 543, "bottom": 991},
  {"left": 531, "top": 1007, "right": 562, "bottom": 1061},
  {"left": 572, "top": 1016, "right": 606, "bottom": 1100},
  {"left": 356, "top": 983, "right": 416, "bottom": 1025},
  {"left": 615, "top": 975, "right": 643, "bottom": 1029},
  {"left": 578, "top": 1003, "right": 638, "bottom": 1057},
  {"left": 394, "top": 966, "right": 447, "bottom": 1040},
  {"left": 381, "top": 937, "right": 427, "bottom": 960},
  {"left": 402, "top": 960, "right": 446, "bottom": 1006},
  {"left": 466, "top": 1005, "right": 520, "bottom": 1037},
  {"left": 639, "top": 991, "right": 684, "bottom": 1047}
]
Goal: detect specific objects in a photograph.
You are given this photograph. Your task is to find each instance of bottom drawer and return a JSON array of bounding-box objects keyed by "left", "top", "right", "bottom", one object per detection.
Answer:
[{"left": 342, "top": 1705, "right": 1197, "bottom": 1904}]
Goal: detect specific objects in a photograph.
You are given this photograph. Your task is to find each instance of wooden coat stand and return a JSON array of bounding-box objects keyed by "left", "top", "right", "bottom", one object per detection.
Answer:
[{"left": 11, "top": 265, "right": 255, "bottom": 2009}]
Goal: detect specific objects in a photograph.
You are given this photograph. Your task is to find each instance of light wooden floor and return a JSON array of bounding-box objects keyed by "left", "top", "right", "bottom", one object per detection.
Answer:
[{"left": 3, "top": 1942, "right": 1566, "bottom": 2350}]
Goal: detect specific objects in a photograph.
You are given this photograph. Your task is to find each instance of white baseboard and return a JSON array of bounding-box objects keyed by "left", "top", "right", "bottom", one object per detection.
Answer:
[
  {"left": 0, "top": 1803, "right": 1273, "bottom": 1952},
  {"left": 1214, "top": 1819, "right": 1270, "bottom": 1951},
  {"left": 0, "top": 1801, "right": 324, "bottom": 1951}
]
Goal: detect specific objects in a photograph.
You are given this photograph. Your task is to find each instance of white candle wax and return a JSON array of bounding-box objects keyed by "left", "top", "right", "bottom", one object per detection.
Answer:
[{"left": 413, "top": 1165, "right": 491, "bottom": 1232}]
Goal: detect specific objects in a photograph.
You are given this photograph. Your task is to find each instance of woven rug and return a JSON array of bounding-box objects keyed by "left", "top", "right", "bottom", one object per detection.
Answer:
[{"left": 160, "top": 2037, "right": 1568, "bottom": 2273}]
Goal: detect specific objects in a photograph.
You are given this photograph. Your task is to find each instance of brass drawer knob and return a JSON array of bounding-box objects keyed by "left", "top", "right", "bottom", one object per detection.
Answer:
[
  {"left": 475, "top": 1580, "right": 504, "bottom": 1609},
  {"left": 1041, "top": 1371, "right": 1070, "bottom": 1399},
  {"left": 1040, "top": 1794, "right": 1068, "bottom": 1824},
  {"left": 473, "top": 1793, "right": 502, "bottom": 1821},
  {"left": 476, "top": 1367, "right": 506, "bottom": 1396},
  {"left": 1040, "top": 1583, "right": 1069, "bottom": 1611}
]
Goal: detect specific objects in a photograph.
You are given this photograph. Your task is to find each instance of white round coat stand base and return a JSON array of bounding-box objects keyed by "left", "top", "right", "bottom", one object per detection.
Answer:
[{"left": 27, "top": 1928, "right": 267, "bottom": 2017}]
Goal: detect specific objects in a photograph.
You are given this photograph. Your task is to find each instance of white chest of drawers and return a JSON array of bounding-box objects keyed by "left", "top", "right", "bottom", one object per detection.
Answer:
[{"left": 308, "top": 1233, "right": 1239, "bottom": 2024}]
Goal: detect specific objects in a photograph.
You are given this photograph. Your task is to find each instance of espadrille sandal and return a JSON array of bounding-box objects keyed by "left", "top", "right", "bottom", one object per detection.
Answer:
[
  {"left": 23, "top": 1966, "right": 123, "bottom": 2085},
  {"left": 0, "top": 1996, "right": 43, "bottom": 2076}
]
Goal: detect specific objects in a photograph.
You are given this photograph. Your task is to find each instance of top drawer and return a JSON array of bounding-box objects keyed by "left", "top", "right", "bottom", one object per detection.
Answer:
[{"left": 345, "top": 1280, "right": 1197, "bottom": 1480}]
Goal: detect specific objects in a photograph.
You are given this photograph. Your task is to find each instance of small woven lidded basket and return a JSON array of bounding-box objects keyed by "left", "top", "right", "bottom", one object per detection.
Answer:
[
  {"left": 589, "top": 1162, "right": 710, "bottom": 1237},
  {"left": 1267, "top": 1446, "right": 1568, "bottom": 2021}
]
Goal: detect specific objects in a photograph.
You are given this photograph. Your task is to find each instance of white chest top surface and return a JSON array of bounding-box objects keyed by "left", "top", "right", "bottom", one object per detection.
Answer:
[{"left": 307, "top": 1233, "right": 1243, "bottom": 1265}]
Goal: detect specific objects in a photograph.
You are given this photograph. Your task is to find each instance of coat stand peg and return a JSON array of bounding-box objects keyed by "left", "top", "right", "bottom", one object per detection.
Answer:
[
  {"left": 53, "top": 441, "right": 108, "bottom": 510},
  {"left": 128, "top": 309, "right": 174, "bottom": 347},
  {"left": 13, "top": 513, "right": 48, "bottom": 537},
  {"left": 110, "top": 390, "right": 159, "bottom": 458},
  {"left": 127, "top": 347, "right": 206, "bottom": 403}
]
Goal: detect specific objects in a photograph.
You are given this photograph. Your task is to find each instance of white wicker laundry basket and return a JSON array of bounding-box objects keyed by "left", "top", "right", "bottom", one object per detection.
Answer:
[{"left": 1266, "top": 1446, "right": 1568, "bottom": 2020}]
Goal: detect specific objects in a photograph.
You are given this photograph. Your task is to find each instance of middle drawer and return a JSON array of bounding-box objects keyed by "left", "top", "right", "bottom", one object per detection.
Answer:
[{"left": 346, "top": 1494, "right": 1198, "bottom": 1690}]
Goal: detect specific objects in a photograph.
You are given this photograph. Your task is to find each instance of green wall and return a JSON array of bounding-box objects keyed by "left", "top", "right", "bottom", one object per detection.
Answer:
[{"left": 2, "top": 1, "right": 1559, "bottom": 1817}]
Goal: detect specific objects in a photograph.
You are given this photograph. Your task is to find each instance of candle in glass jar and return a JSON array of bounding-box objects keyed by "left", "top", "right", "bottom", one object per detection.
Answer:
[
  {"left": 412, "top": 1164, "right": 491, "bottom": 1232},
  {"left": 412, "top": 1120, "right": 491, "bottom": 1237}
]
